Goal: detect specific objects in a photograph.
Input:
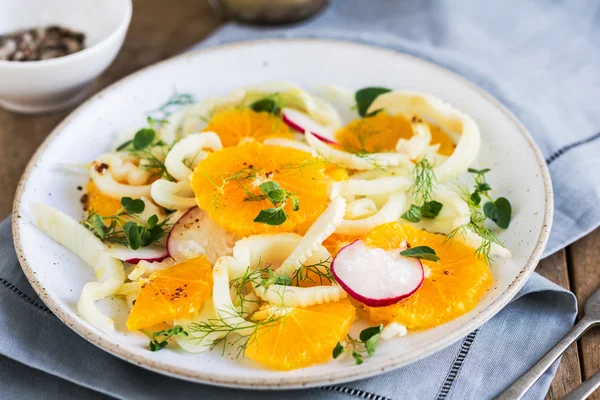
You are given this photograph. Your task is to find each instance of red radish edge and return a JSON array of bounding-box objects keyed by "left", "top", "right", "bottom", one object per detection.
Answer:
[
  {"left": 125, "top": 254, "right": 168, "bottom": 264},
  {"left": 331, "top": 240, "right": 424, "bottom": 307},
  {"left": 106, "top": 244, "right": 169, "bottom": 264},
  {"left": 282, "top": 107, "right": 339, "bottom": 145}
]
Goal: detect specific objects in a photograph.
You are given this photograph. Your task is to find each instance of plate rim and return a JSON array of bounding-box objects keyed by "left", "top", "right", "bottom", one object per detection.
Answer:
[{"left": 11, "top": 38, "right": 554, "bottom": 389}]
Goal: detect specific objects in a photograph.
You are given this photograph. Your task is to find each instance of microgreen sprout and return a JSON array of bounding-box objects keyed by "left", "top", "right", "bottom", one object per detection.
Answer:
[
  {"left": 249, "top": 181, "right": 300, "bottom": 226},
  {"left": 81, "top": 197, "right": 169, "bottom": 250},
  {"left": 333, "top": 325, "right": 384, "bottom": 364},
  {"left": 141, "top": 325, "right": 188, "bottom": 352},
  {"left": 446, "top": 168, "right": 512, "bottom": 263}
]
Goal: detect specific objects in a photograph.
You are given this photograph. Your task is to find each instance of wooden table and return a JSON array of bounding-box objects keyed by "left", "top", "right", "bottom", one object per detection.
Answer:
[{"left": 0, "top": 1, "right": 597, "bottom": 398}]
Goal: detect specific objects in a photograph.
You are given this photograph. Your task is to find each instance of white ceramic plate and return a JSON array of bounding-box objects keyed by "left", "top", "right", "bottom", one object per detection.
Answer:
[{"left": 12, "top": 39, "right": 553, "bottom": 389}]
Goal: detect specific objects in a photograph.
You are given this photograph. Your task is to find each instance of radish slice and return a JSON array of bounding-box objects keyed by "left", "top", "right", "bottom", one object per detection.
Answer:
[
  {"left": 167, "top": 207, "right": 237, "bottom": 264},
  {"left": 331, "top": 240, "right": 424, "bottom": 307},
  {"left": 105, "top": 243, "right": 169, "bottom": 264},
  {"left": 282, "top": 108, "right": 338, "bottom": 145}
]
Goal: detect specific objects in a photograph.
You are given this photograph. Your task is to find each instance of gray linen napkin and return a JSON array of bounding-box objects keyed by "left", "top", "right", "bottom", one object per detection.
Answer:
[{"left": 2, "top": 0, "right": 597, "bottom": 398}]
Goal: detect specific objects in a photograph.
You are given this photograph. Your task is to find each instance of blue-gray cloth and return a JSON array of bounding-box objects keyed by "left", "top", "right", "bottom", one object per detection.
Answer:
[{"left": 2, "top": 0, "right": 598, "bottom": 398}]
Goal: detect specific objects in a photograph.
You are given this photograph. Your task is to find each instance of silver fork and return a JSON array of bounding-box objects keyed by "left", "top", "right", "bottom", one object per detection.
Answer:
[{"left": 496, "top": 287, "right": 600, "bottom": 400}]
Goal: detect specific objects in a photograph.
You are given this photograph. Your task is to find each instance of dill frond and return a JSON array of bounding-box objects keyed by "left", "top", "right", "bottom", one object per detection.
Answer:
[{"left": 411, "top": 158, "right": 436, "bottom": 205}]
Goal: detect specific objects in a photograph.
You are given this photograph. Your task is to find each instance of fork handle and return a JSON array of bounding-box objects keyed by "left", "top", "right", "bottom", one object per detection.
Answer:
[
  {"left": 495, "top": 317, "right": 597, "bottom": 400},
  {"left": 563, "top": 369, "right": 600, "bottom": 400}
]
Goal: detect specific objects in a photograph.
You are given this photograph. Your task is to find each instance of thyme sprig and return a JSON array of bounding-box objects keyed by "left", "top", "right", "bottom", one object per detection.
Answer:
[{"left": 401, "top": 159, "right": 443, "bottom": 223}]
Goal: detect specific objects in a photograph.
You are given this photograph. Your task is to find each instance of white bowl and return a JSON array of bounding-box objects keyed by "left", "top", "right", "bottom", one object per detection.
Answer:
[{"left": 0, "top": 0, "right": 132, "bottom": 114}]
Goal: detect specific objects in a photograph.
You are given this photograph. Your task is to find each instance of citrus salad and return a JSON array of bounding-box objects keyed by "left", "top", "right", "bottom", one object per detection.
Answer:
[{"left": 32, "top": 82, "right": 512, "bottom": 370}]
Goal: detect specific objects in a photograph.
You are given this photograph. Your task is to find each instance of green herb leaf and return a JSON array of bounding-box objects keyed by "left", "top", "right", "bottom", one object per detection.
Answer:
[
  {"left": 483, "top": 197, "right": 512, "bottom": 229},
  {"left": 253, "top": 208, "right": 287, "bottom": 226},
  {"left": 147, "top": 214, "right": 158, "bottom": 229},
  {"left": 271, "top": 275, "right": 292, "bottom": 286},
  {"left": 243, "top": 194, "right": 268, "bottom": 202},
  {"left": 468, "top": 168, "right": 491, "bottom": 174},
  {"left": 365, "top": 109, "right": 384, "bottom": 117},
  {"left": 470, "top": 191, "right": 481, "bottom": 205},
  {"left": 116, "top": 140, "right": 132, "bottom": 151},
  {"left": 259, "top": 181, "right": 281, "bottom": 194},
  {"left": 250, "top": 98, "right": 281, "bottom": 115},
  {"left": 121, "top": 197, "right": 145, "bottom": 214},
  {"left": 147, "top": 225, "right": 165, "bottom": 245},
  {"left": 123, "top": 222, "right": 142, "bottom": 250},
  {"left": 332, "top": 342, "right": 346, "bottom": 359},
  {"left": 400, "top": 245, "right": 440, "bottom": 262},
  {"left": 132, "top": 128, "right": 156, "bottom": 150},
  {"left": 364, "top": 334, "right": 381, "bottom": 357},
  {"left": 401, "top": 205, "right": 422, "bottom": 223},
  {"left": 359, "top": 325, "right": 383, "bottom": 342},
  {"left": 355, "top": 87, "right": 391, "bottom": 117},
  {"left": 291, "top": 195, "right": 300, "bottom": 211},
  {"left": 420, "top": 200, "right": 443, "bottom": 219},
  {"left": 352, "top": 351, "right": 364, "bottom": 365},
  {"left": 149, "top": 341, "right": 168, "bottom": 352},
  {"left": 266, "top": 189, "right": 287, "bottom": 205},
  {"left": 144, "top": 325, "right": 187, "bottom": 352},
  {"left": 476, "top": 182, "right": 492, "bottom": 192},
  {"left": 91, "top": 214, "right": 106, "bottom": 238}
]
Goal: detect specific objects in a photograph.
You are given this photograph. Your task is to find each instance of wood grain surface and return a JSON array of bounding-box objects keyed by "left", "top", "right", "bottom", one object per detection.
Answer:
[{"left": 0, "top": 1, "right": 597, "bottom": 398}]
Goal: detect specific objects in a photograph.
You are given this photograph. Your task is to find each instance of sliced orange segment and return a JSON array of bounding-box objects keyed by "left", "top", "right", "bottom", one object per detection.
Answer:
[
  {"left": 429, "top": 125, "right": 455, "bottom": 156},
  {"left": 365, "top": 222, "right": 493, "bottom": 329},
  {"left": 335, "top": 112, "right": 412, "bottom": 153},
  {"left": 245, "top": 299, "right": 356, "bottom": 370},
  {"left": 323, "top": 233, "right": 365, "bottom": 257},
  {"left": 324, "top": 164, "right": 350, "bottom": 182},
  {"left": 334, "top": 112, "right": 455, "bottom": 156},
  {"left": 203, "top": 108, "right": 293, "bottom": 147},
  {"left": 191, "top": 142, "right": 328, "bottom": 236},
  {"left": 85, "top": 181, "right": 122, "bottom": 217},
  {"left": 126, "top": 256, "right": 213, "bottom": 331}
]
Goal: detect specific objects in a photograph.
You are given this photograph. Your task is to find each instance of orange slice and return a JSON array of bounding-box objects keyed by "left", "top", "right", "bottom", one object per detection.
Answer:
[
  {"left": 364, "top": 222, "right": 493, "bottom": 329},
  {"left": 429, "top": 125, "right": 455, "bottom": 156},
  {"left": 85, "top": 181, "right": 122, "bottom": 217},
  {"left": 245, "top": 298, "right": 356, "bottom": 370},
  {"left": 335, "top": 112, "right": 412, "bottom": 153},
  {"left": 126, "top": 256, "right": 213, "bottom": 331},
  {"left": 324, "top": 164, "right": 350, "bottom": 182},
  {"left": 191, "top": 142, "right": 328, "bottom": 237},
  {"left": 323, "top": 233, "right": 364, "bottom": 257},
  {"left": 334, "top": 112, "right": 455, "bottom": 156},
  {"left": 203, "top": 108, "right": 293, "bottom": 147}
]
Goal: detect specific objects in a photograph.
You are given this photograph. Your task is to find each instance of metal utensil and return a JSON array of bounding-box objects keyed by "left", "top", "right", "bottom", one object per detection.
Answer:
[
  {"left": 563, "top": 369, "right": 600, "bottom": 400},
  {"left": 496, "top": 287, "right": 600, "bottom": 400}
]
